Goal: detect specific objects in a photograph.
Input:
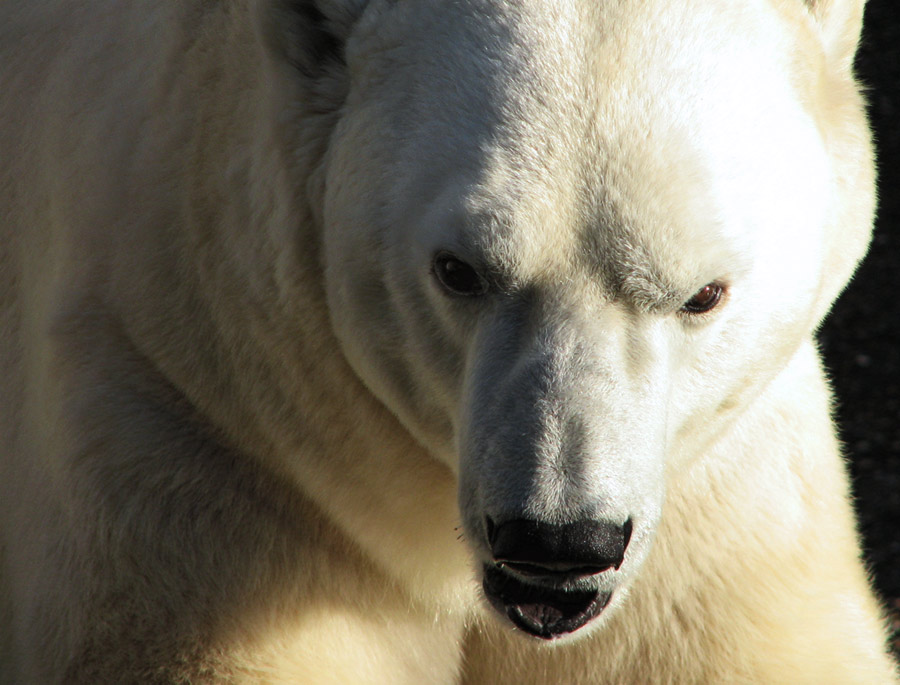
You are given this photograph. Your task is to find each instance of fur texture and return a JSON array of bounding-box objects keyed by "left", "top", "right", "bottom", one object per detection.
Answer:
[{"left": 0, "top": 0, "right": 897, "bottom": 682}]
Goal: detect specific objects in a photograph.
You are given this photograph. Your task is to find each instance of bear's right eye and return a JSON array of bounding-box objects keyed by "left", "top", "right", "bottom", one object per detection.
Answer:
[{"left": 432, "top": 252, "right": 487, "bottom": 297}]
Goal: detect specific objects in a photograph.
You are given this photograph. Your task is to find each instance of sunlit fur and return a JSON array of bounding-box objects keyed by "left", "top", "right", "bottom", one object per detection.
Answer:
[{"left": 1, "top": 0, "right": 897, "bottom": 682}]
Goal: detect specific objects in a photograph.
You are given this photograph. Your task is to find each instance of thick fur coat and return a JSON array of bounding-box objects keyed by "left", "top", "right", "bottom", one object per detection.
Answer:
[{"left": 1, "top": 0, "right": 897, "bottom": 682}]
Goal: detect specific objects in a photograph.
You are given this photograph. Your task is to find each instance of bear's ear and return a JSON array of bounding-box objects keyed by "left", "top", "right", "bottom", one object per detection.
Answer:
[
  {"left": 256, "top": 0, "right": 369, "bottom": 77},
  {"left": 803, "top": 0, "right": 868, "bottom": 69}
]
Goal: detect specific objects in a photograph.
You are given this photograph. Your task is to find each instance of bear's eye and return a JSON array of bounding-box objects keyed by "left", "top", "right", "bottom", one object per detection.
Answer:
[
  {"left": 681, "top": 282, "right": 724, "bottom": 314},
  {"left": 433, "top": 252, "right": 487, "bottom": 297}
]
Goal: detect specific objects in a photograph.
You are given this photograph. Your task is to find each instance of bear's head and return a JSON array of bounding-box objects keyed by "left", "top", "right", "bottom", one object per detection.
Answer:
[{"left": 256, "top": 0, "right": 873, "bottom": 640}]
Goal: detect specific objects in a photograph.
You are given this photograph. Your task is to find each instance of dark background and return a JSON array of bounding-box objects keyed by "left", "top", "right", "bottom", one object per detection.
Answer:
[{"left": 819, "top": 0, "right": 900, "bottom": 654}]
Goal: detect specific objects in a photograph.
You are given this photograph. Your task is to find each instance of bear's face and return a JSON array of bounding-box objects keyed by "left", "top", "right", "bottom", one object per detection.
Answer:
[{"left": 315, "top": 0, "right": 865, "bottom": 639}]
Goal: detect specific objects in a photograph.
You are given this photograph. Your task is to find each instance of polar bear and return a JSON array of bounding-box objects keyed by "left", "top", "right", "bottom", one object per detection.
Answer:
[{"left": 0, "top": 0, "right": 897, "bottom": 682}]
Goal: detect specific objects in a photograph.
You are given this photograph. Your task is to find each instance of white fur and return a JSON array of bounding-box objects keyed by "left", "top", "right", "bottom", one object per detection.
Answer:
[{"left": 0, "top": 0, "right": 897, "bottom": 682}]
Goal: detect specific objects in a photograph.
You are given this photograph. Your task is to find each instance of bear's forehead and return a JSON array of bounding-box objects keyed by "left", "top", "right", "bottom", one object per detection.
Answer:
[
  {"left": 364, "top": 0, "right": 827, "bottom": 303},
  {"left": 380, "top": 0, "right": 803, "bottom": 131}
]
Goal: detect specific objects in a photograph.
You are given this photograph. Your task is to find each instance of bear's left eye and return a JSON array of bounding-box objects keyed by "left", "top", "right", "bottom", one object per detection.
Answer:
[
  {"left": 432, "top": 252, "right": 487, "bottom": 297},
  {"left": 681, "top": 282, "right": 725, "bottom": 314}
]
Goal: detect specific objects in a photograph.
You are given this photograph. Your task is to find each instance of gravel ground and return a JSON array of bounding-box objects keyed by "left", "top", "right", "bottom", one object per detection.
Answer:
[{"left": 818, "top": 0, "right": 900, "bottom": 655}]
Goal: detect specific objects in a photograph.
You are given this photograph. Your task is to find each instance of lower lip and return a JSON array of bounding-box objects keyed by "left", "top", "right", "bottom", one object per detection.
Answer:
[{"left": 482, "top": 564, "right": 612, "bottom": 639}]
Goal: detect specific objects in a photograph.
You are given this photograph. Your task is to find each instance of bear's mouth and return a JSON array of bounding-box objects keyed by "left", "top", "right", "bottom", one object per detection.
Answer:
[{"left": 482, "top": 564, "right": 611, "bottom": 639}]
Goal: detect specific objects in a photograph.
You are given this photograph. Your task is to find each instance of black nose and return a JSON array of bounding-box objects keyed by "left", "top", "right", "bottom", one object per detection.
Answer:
[{"left": 487, "top": 517, "right": 632, "bottom": 576}]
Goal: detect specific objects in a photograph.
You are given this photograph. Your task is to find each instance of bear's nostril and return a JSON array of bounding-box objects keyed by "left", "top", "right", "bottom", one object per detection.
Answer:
[
  {"left": 489, "top": 518, "right": 630, "bottom": 576},
  {"left": 485, "top": 516, "right": 497, "bottom": 548}
]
